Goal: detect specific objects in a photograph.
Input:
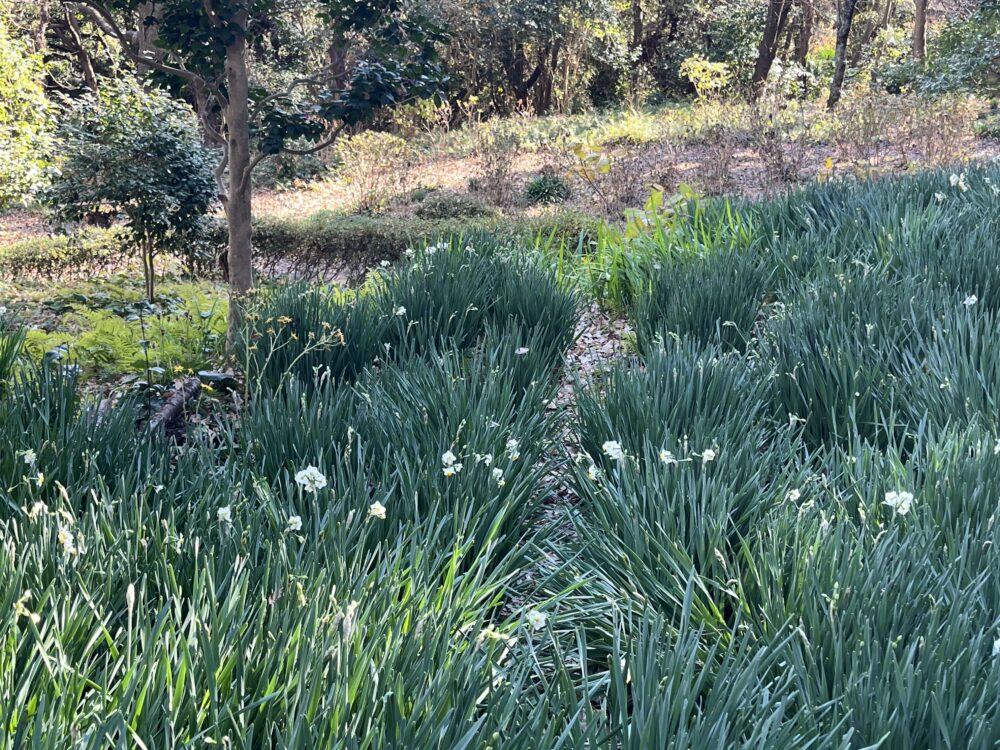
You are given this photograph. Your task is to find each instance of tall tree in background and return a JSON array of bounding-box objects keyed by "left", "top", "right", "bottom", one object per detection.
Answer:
[
  {"left": 827, "top": 0, "right": 860, "bottom": 107},
  {"left": 60, "top": 0, "right": 447, "bottom": 341},
  {"left": 750, "top": 0, "right": 795, "bottom": 94},
  {"left": 793, "top": 0, "right": 814, "bottom": 65}
]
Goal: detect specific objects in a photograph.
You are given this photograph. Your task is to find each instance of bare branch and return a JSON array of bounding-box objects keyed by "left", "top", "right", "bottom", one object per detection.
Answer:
[
  {"left": 282, "top": 122, "right": 347, "bottom": 156},
  {"left": 64, "top": 0, "right": 203, "bottom": 84},
  {"left": 235, "top": 121, "right": 347, "bottom": 197},
  {"left": 248, "top": 73, "right": 335, "bottom": 119},
  {"left": 215, "top": 146, "right": 230, "bottom": 202}
]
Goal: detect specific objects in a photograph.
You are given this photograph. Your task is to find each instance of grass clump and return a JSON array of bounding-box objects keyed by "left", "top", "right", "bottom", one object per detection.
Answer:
[
  {"left": 8, "top": 162, "right": 1000, "bottom": 747},
  {"left": 248, "top": 235, "right": 579, "bottom": 391},
  {"left": 525, "top": 173, "right": 572, "bottom": 205}
]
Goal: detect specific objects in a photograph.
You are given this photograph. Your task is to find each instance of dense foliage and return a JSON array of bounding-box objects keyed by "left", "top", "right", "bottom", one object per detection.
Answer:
[
  {"left": 5, "top": 166, "right": 1000, "bottom": 745},
  {"left": 41, "top": 80, "right": 216, "bottom": 299},
  {"left": 0, "top": 18, "right": 51, "bottom": 207},
  {"left": 921, "top": 3, "right": 1000, "bottom": 96}
]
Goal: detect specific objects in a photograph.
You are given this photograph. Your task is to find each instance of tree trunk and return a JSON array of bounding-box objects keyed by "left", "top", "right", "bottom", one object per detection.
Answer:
[
  {"left": 64, "top": 9, "right": 99, "bottom": 91},
  {"left": 630, "top": 0, "right": 644, "bottom": 94},
  {"left": 135, "top": 2, "right": 160, "bottom": 76},
  {"left": 794, "top": 0, "right": 814, "bottom": 64},
  {"left": 751, "top": 0, "right": 796, "bottom": 95},
  {"left": 827, "top": 0, "right": 859, "bottom": 109},
  {"left": 223, "top": 14, "right": 253, "bottom": 346},
  {"left": 37, "top": 0, "right": 51, "bottom": 52},
  {"left": 912, "top": 0, "right": 927, "bottom": 59}
]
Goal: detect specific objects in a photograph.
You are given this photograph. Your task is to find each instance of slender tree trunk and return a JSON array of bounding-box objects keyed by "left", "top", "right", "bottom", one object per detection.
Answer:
[
  {"left": 781, "top": 16, "right": 796, "bottom": 58},
  {"left": 751, "top": 0, "right": 796, "bottom": 95},
  {"left": 794, "top": 0, "right": 814, "bottom": 64},
  {"left": 64, "top": 9, "right": 99, "bottom": 90},
  {"left": 37, "top": 0, "right": 51, "bottom": 52},
  {"left": 223, "top": 14, "right": 253, "bottom": 346},
  {"left": 631, "top": 0, "right": 644, "bottom": 95},
  {"left": 827, "top": 0, "right": 859, "bottom": 109},
  {"left": 912, "top": 0, "right": 927, "bottom": 59}
]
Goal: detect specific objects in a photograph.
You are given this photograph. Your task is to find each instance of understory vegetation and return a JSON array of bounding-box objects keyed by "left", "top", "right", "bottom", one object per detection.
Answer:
[{"left": 4, "top": 164, "right": 1000, "bottom": 746}]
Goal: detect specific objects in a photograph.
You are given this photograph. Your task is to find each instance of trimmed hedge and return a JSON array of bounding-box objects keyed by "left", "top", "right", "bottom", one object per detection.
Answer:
[
  {"left": 1, "top": 211, "right": 597, "bottom": 282},
  {"left": 0, "top": 230, "right": 123, "bottom": 279},
  {"left": 213, "top": 211, "right": 597, "bottom": 282}
]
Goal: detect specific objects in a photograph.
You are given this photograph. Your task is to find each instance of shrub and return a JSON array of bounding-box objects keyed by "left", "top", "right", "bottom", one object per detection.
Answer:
[
  {"left": 0, "top": 230, "right": 122, "bottom": 280},
  {"left": 413, "top": 190, "right": 499, "bottom": 219},
  {"left": 525, "top": 172, "right": 572, "bottom": 205},
  {"left": 747, "top": 94, "right": 810, "bottom": 184},
  {"left": 41, "top": 80, "right": 215, "bottom": 300},
  {"left": 0, "top": 20, "right": 51, "bottom": 208},
  {"left": 567, "top": 141, "right": 677, "bottom": 215},
  {"left": 679, "top": 55, "right": 733, "bottom": 101},
  {"left": 336, "top": 130, "right": 415, "bottom": 213},
  {"left": 473, "top": 121, "right": 521, "bottom": 206}
]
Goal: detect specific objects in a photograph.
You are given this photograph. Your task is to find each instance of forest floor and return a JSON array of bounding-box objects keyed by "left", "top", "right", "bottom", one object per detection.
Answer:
[
  {"left": 5, "top": 101, "right": 999, "bottom": 247},
  {"left": 254, "top": 135, "right": 1000, "bottom": 221}
]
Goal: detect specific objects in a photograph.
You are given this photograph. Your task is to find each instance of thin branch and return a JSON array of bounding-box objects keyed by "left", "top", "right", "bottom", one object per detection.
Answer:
[
  {"left": 248, "top": 73, "right": 334, "bottom": 118},
  {"left": 215, "top": 146, "right": 230, "bottom": 202},
  {"left": 236, "top": 121, "right": 346, "bottom": 196},
  {"left": 66, "top": 0, "right": 202, "bottom": 84},
  {"left": 281, "top": 121, "right": 347, "bottom": 156}
]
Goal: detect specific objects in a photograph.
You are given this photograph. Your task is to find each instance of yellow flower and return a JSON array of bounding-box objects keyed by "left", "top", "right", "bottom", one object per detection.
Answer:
[
  {"left": 368, "top": 501, "right": 387, "bottom": 520},
  {"left": 278, "top": 316, "right": 293, "bottom": 325}
]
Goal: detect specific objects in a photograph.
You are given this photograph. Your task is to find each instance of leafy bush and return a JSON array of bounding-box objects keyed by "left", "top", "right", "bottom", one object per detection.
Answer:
[
  {"left": 335, "top": 130, "right": 415, "bottom": 213},
  {"left": 0, "top": 230, "right": 122, "bottom": 280},
  {"left": 679, "top": 55, "right": 733, "bottom": 101},
  {"left": 413, "top": 189, "right": 499, "bottom": 219},
  {"left": 920, "top": 5, "right": 1000, "bottom": 98},
  {"left": 41, "top": 80, "right": 215, "bottom": 300},
  {"left": 0, "top": 20, "right": 51, "bottom": 207}
]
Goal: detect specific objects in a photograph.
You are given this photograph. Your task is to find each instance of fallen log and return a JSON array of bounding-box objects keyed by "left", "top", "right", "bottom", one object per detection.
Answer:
[{"left": 148, "top": 377, "right": 202, "bottom": 433}]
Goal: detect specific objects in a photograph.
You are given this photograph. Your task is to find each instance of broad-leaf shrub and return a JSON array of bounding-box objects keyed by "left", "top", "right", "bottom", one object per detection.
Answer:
[{"left": 41, "top": 79, "right": 215, "bottom": 300}]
